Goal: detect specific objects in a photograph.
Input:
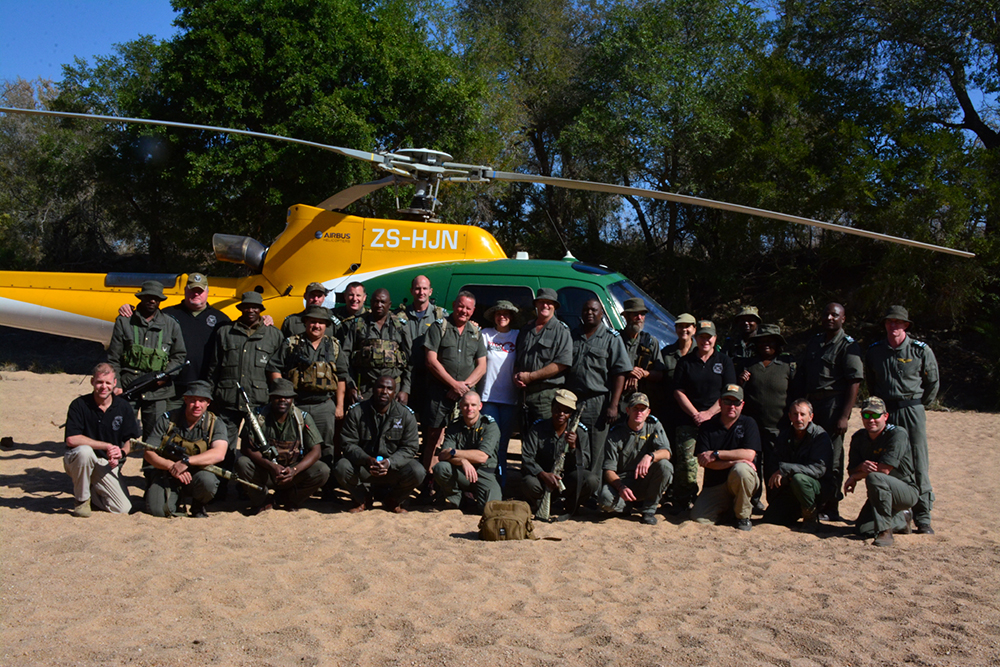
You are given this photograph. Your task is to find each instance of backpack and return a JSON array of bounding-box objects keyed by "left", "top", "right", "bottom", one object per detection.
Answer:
[{"left": 479, "top": 500, "right": 537, "bottom": 541}]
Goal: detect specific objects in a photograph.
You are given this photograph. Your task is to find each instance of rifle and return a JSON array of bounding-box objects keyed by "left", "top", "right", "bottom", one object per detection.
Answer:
[
  {"left": 537, "top": 409, "right": 582, "bottom": 522},
  {"left": 129, "top": 438, "right": 271, "bottom": 494},
  {"left": 236, "top": 382, "right": 279, "bottom": 461},
  {"left": 121, "top": 360, "right": 189, "bottom": 402}
]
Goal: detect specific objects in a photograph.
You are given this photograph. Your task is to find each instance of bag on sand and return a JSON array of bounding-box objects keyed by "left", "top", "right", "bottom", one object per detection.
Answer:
[{"left": 479, "top": 500, "right": 537, "bottom": 541}]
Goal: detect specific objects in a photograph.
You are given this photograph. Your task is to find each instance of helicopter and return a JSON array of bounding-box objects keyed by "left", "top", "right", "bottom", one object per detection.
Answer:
[{"left": 0, "top": 106, "right": 975, "bottom": 349}]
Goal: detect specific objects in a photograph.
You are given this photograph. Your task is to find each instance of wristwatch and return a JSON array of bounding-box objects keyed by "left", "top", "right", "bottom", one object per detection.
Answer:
[{"left": 712, "top": 450, "right": 720, "bottom": 462}]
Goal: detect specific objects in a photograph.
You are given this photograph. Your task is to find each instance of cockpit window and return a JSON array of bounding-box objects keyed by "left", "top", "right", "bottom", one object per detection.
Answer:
[{"left": 607, "top": 280, "right": 678, "bottom": 347}]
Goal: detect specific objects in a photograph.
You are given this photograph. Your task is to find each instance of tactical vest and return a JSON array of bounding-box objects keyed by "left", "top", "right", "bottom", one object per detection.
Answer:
[
  {"left": 631, "top": 331, "right": 657, "bottom": 370},
  {"left": 354, "top": 317, "right": 408, "bottom": 370},
  {"left": 255, "top": 408, "right": 306, "bottom": 466},
  {"left": 161, "top": 412, "right": 217, "bottom": 457},
  {"left": 122, "top": 325, "right": 169, "bottom": 372},
  {"left": 286, "top": 335, "right": 341, "bottom": 393}
]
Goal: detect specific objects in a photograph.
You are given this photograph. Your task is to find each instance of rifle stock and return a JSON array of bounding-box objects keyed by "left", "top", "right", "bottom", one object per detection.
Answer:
[{"left": 537, "top": 410, "right": 582, "bottom": 522}]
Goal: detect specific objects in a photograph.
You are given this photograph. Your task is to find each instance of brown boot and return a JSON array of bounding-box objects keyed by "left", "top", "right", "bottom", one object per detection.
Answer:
[
  {"left": 71, "top": 498, "right": 92, "bottom": 518},
  {"left": 873, "top": 529, "right": 895, "bottom": 547}
]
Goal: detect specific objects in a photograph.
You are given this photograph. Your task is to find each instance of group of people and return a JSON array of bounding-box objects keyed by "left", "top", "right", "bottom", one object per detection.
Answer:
[{"left": 61, "top": 273, "right": 940, "bottom": 547}]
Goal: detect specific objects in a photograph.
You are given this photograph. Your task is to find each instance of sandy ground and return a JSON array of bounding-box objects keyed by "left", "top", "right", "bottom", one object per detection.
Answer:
[{"left": 1, "top": 370, "right": 999, "bottom": 667}]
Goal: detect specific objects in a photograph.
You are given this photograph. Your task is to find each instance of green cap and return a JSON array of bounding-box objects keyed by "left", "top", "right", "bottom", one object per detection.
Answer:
[
  {"left": 628, "top": 392, "right": 650, "bottom": 409},
  {"left": 861, "top": 396, "right": 887, "bottom": 415},
  {"left": 750, "top": 323, "right": 785, "bottom": 347},
  {"left": 696, "top": 320, "right": 717, "bottom": 337},
  {"left": 186, "top": 273, "right": 209, "bottom": 291},
  {"left": 302, "top": 305, "right": 334, "bottom": 324},
  {"left": 134, "top": 281, "right": 166, "bottom": 300},
  {"left": 534, "top": 287, "right": 560, "bottom": 307},
  {"left": 674, "top": 313, "right": 696, "bottom": 326},
  {"left": 183, "top": 380, "right": 214, "bottom": 400},
  {"left": 734, "top": 306, "right": 761, "bottom": 323},
  {"left": 884, "top": 305, "right": 911, "bottom": 323},
  {"left": 269, "top": 378, "right": 297, "bottom": 398},
  {"left": 721, "top": 384, "right": 744, "bottom": 402},
  {"left": 305, "top": 282, "right": 329, "bottom": 296},
  {"left": 238, "top": 292, "right": 265, "bottom": 311},
  {"left": 621, "top": 298, "right": 648, "bottom": 314}
]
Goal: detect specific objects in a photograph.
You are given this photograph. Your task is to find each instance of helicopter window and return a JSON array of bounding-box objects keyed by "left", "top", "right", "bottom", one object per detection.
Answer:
[
  {"left": 607, "top": 280, "right": 678, "bottom": 347},
  {"left": 458, "top": 285, "right": 536, "bottom": 328},
  {"left": 555, "top": 287, "right": 610, "bottom": 332}
]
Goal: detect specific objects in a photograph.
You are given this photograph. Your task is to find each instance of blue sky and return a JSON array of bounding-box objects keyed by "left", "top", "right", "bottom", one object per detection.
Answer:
[{"left": 0, "top": 0, "right": 179, "bottom": 82}]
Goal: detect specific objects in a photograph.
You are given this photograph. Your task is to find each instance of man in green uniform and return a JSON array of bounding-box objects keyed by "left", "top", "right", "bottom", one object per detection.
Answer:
[
  {"left": 844, "top": 397, "right": 918, "bottom": 547},
  {"left": 567, "top": 298, "right": 632, "bottom": 476},
  {"left": 518, "top": 389, "right": 599, "bottom": 517},
  {"left": 422, "top": 291, "right": 487, "bottom": 472},
  {"left": 797, "top": 302, "right": 863, "bottom": 522},
  {"left": 268, "top": 306, "right": 347, "bottom": 467},
  {"left": 342, "top": 287, "right": 412, "bottom": 405},
  {"left": 433, "top": 391, "right": 501, "bottom": 514},
  {"left": 237, "top": 379, "right": 330, "bottom": 513},
  {"left": 395, "top": 275, "right": 448, "bottom": 423},
  {"left": 281, "top": 282, "right": 340, "bottom": 340},
  {"left": 762, "top": 399, "right": 832, "bottom": 528},
  {"left": 514, "top": 287, "right": 573, "bottom": 424},
  {"left": 722, "top": 306, "right": 761, "bottom": 374},
  {"left": 207, "top": 291, "right": 285, "bottom": 487},
  {"left": 618, "top": 298, "right": 665, "bottom": 415},
  {"left": 599, "top": 393, "right": 674, "bottom": 525},
  {"left": 107, "top": 280, "right": 187, "bottom": 438},
  {"left": 865, "top": 305, "right": 939, "bottom": 534},
  {"left": 333, "top": 281, "right": 368, "bottom": 340},
  {"left": 335, "top": 375, "right": 425, "bottom": 513},
  {"left": 144, "top": 381, "right": 229, "bottom": 517}
]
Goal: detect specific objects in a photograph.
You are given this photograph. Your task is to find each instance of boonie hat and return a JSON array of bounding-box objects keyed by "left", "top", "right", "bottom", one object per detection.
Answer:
[
  {"left": 183, "top": 380, "right": 214, "bottom": 400},
  {"left": 721, "top": 384, "right": 744, "bottom": 402},
  {"left": 186, "top": 273, "right": 209, "bottom": 291},
  {"left": 674, "top": 313, "right": 696, "bottom": 326},
  {"left": 621, "top": 298, "right": 648, "bottom": 315},
  {"left": 269, "top": 378, "right": 297, "bottom": 398},
  {"left": 696, "top": 320, "right": 717, "bottom": 337},
  {"left": 750, "top": 323, "right": 786, "bottom": 347},
  {"left": 238, "top": 292, "right": 266, "bottom": 311},
  {"left": 628, "top": 392, "right": 651, "bottom": 409},
  {"left": 301, "top": 305, "right": 334, "bottom": 324},
  {"left": 861, "top": 397, "right": 887, "bottom": 415},
  {"left": 134, "top": 280, "right": 166, "bottom": 300},
  {"left": 534, "top": 288, "right": 560, "bottom": 308},
  {"left": 734, "top": 306, "right": 762, "bottom": 323},
  {"left": 883, "top": 305, "right": 911, "bottom": 323},
  {"left": 484, "top": 300, "right": 520, "bottom": 323},
  {"left": 305, "top": 282, "right": 329, "bottom": 296},
  {"left": 553, "top": 389, "right": 578, "bottom": 411}
]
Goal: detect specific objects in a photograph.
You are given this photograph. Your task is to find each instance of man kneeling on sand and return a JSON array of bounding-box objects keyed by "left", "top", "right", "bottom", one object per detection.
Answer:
[{"left": 63, "top": 363, "right": 142, "bottom": 516}]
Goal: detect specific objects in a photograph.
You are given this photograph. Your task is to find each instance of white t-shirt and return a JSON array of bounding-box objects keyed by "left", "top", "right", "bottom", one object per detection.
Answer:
[{"left": 480, "top": 328, "right": 519, "bottom": 405}]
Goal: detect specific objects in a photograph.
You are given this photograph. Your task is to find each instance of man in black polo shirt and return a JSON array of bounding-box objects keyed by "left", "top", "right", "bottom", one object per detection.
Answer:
[
  {"left": 672, "top": 320, "right": 736, "bottom": 511},
  {"left": 64, "top": 363, "right": 141, "bottom": 517},
  {"left": 691, "top": 384, "right": 761, "bottom": 531}
]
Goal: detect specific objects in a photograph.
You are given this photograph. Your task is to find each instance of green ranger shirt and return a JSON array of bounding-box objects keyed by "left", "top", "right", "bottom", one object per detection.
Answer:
[
  {"left": 567, "top": 323, "right": 632, "bottom": 397},
  {"left": 397, "top": 303, "right": 447, "bottom": 368},
  {"left": 341, "top": 399, "right": 420, "bottom": 469},
  {"left": 332, "top": 306, "right": 368, "bottom": 341},
  {"left": 514, "top": 317, "right": 573, "bottom": 389},
  {"left": 623, "top": 330, "right": 665, "bottom": 377},
  {"left": 521, "top": 418, "right": 591, "bottom": 477},
  {"left": 208, "top": 320, "right": 284, "bottom": 409},
  {"left": 847, "top": 423, "right": 917, "bottom": 489},
  {"left": 801, "top": 328, "right": 864, "bottom": 396},
  {"left": 603, "top": 416, "right": 670, "bottom": 475},
  {"left": 661, "top": 340, "right": 692, "bottom": 381},
  {"left": 766, "top": 422, "right": 831, "bottom": 481},
  {"left": 268, "top": 335, "right": 349, "bottom": 404},
  {"left": 240, "top": 405, "right": 322, "bottom": 463},
  {"left": 424, "top": 317, "right": 486, "bottom": 392},
  {"left": 107, "top": 310, "right": 187, "bottom": 401},
  {"left": 742, "top": 354, "right": 796, "bottom": 433},
  {"left": 342, "top": 313, "right": 413, "bottom": 394},
  {"left": 441, "top": 414, "right": 500, "bottom": 473},
  {"left": 865, "top": 336, "right": 940, "bottom": 406}
]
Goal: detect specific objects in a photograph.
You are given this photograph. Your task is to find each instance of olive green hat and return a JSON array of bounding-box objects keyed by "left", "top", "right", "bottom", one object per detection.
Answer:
[
  {"left": 750, "top": 323, "right": 786, "bottom": 347},
  {"left": 674, "top": 313, "right": 697, "bottom": 326},
  {"left": 695, "top": 320, "right": 717, "bottom": 337},
  {"left": 721, "top": 384, "right": 744, "bottom": 402},
  {"left": 186, "top": 273, "right": 209, "bottom": 291},
  {"left": 534, "top": 287, "right": 560, "bottom": 308},
  {"left": 621, "top": 298, "right": 648, "bottom": 315},
  {"left": 484, "top": 300, "right": 520, "bottom": 323},
  {"left": 734, "top": 306, "right": 762, "bottom": 323},
  {"left": 183, "top": 380, "right": 214, "bottom": 400},
  {"left": 269, "top": 378, "right": 297, "bottom": 398},
  {"left": 237, "top": 291, "right": 266, "bottom": 311},
  {"left": 301, "top": 305, "right": 334, "bottom": 324},
  {"left": 134, "top": 280, "right": 166, "bottom": 300},
  {"left": 628, "top": 392, "right": 651, "bottom": 409},
  {"left": 305, "top": 282, "right": 329, "bottom": 297},
  {"left": 861, "top": 396, "right": 887, "bottom": 415},
  {"left": 883, "top": 305, "right": 911, "bottom": 323}
]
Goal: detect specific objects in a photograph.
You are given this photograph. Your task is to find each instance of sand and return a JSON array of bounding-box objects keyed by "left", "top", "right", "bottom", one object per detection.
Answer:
[{"left": 1, "top": 370, "right": 999, "bottom": 666}]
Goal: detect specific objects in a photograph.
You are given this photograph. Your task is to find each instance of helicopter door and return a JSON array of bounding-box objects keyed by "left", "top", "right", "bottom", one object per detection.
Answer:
[
  {"left": 457, "top": 284, "right": 536, "bottom": 328},
  {"left": 555, "top": 287, "right": 608, "bottom": 332}
]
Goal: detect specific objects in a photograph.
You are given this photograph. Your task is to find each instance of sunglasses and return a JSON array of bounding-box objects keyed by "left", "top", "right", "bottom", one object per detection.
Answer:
[
  {"left": 720, "top": 398, "right": 743, "bottom": 406},
  {"left": 861, "top": 411, "right": 884, "bottom": 420}
]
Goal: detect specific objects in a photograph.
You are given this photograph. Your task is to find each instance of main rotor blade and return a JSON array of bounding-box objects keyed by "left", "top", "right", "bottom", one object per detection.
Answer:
[
  {"left": 0, "top": 106, "right": 407, "bottom": 167},
  {"left": 484, "top": 171, "right": 975, "bottom": 258}
]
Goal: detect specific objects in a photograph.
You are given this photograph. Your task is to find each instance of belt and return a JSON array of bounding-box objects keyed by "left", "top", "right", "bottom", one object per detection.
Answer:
[{"left": 885, "top": 398, "right": 922, "bottom": 410}]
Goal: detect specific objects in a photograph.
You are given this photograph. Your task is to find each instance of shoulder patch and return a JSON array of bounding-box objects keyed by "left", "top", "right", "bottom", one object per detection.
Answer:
[
  {"left": 845, "top": 334, "right": 855, "bottom": 343},
  {"left": 532, "top": 418, "right": 546, "bottom": 426},
  {"left": 434, "top": 318, "right": 446, "bottom": 325},
  {"left": 400, "top": 404, "right": 416, "bottom": 415},
  {"left": 913, "top": 339, "right": 927, "bottom": 348},
  {"left": 577, "top": 422, "right": 589, "bottom": 431},
  {"left": 482, "top": 414, "right": 496, "bottom": 424},
  {"left": 609, "top": 329, "right": 621, "bottom": 337},
  {"left": 868, "top": 340, "right": 884, "bottom": 348},
  {"left": 646, "top": 415, "right": 659, "bottom": 424},
  {"left": 885, "top": 424, "right": 896, "bottom": 432},
  {"left": 558, "top": 320, "right": 569, "bottom": 329}
]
